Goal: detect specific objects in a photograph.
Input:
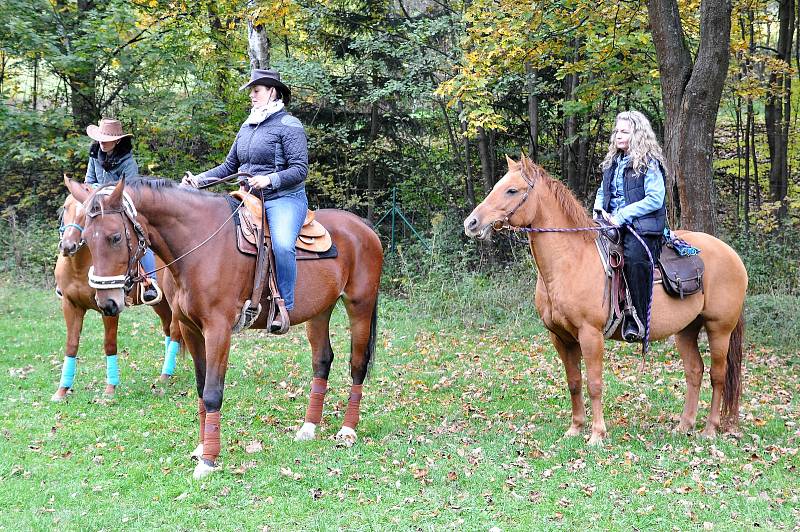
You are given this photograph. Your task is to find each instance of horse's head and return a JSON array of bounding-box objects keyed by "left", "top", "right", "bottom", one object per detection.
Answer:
[
  {"left": 59, "top": 178, "right": 91, "bottom": 256},
  {"left": 65, "top": 177, "right": 145, "bottom": 317},
  {"left": 464, "top": 156, "right": 541, "bottom": 239}
]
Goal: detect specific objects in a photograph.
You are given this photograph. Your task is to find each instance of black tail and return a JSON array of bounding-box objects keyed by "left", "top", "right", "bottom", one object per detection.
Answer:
[
  {"left": 363, "top": 296, "right": 379, "bottom": 380},
  {"left": 722, "top": 311, "right": 744, "bottom": 429}
]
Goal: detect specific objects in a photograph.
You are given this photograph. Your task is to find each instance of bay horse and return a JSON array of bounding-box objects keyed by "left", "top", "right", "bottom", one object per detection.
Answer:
[
  {"left": 464, "top": 156, "right": 747, "bottom": 445},
  {"left": 54, "top": 189, "right": 181, "bottom": 401},
  {"left": 65, "top": 177, "right": 383, "bottom": 480}
]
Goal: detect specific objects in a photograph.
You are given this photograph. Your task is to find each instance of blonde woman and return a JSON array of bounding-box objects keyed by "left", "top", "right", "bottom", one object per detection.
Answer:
[{"left": 593, "top": 110, "right": 666, "bottom": 342}]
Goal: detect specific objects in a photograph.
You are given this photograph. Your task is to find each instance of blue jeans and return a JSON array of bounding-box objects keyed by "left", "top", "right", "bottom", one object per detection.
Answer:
[
  {"left": 264, "top": 189, "right": 308, "bottom": 310},
  {"left": 141, "top": 248, "right": 157, "bottom": 281}
]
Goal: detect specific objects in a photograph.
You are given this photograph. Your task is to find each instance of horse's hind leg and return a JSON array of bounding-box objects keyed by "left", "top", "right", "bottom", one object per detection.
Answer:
[
  {"left": 296, "top": 304, "right": 337, "bottom": 442},
  {"left": 674, "top": 317, "right": 704, "bottom": 433},
  {"left": 52, "top": 299, "right": 86, "bottom": 401},
  {"left": 101, "top": 315, "right": 120, "bottom": 397},
  {"left": 700, "top": 321, "right": 733, "bottom": 438},
  {"left": 337, "top": 295, "right": 379, "bottom": 444},
  {"left": 152, "top": 299, "right": 179, "bottom": 383},
  {"left": 551, "top": 332, "right": 585, "bottom": 437}
]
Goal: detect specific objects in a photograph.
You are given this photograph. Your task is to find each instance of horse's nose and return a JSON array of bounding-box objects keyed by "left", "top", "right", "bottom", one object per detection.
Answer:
[
  {"left": 464, "top": 215, "right": 479, "bottom": 233},
  {"left": 59, "top": 241, "right": 76, "bottom": 256},
  {"left": 99, "top": 299, "right": 119, "bottom": 317}
]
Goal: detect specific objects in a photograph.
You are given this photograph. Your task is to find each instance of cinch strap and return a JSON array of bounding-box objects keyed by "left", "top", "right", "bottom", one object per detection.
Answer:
[
  {"left": 59, "top": 356, "right": 77, "bottom": 389},
  {"left": 106, "top": 354, "right": 119, "bottom": 386},
  {"left": 88, "top": 266, "right": 127, "bottom": 289},
  {"left": 161, "top": 340, "right": 180, "bottom": 376}
]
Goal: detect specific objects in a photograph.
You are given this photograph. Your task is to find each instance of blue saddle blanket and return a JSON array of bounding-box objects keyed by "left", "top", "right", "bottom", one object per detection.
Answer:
[{"left": 664, "top": 229, "right": 700, "bottom": 256}]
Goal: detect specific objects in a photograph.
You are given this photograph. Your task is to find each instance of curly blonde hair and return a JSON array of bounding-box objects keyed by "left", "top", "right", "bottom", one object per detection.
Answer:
[{"left": 600, "top": 110, "right": 665, "bottom": 174}]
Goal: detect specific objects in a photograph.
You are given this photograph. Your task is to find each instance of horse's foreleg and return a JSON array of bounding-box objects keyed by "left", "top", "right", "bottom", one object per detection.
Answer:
[
  {"left": 578, "top": 328, "right": 607, "bottom": 445},
  {"left": 701, "top": 323, "right": 732, "bottom": 438},
  {"left": 297, "top": 306, "right": 336, "bottom": 442},
  {"left": 53, "top": 300, "right": 87, "bottom": 402},
  {"left": 195, "top": 323, "right": 231, "bottom": 479},
  {"left": 181, "top": 323, "right": 207, "bottom": 462},
  {"left": 674, "top": 319, "right": 704, "bottom": 433},
  {"left": 551, "top": 332, "right": 585, "bottom": 437},
  {"left": 337, "top": 297, "right": 378, "bottom": 445},
  {"left": 101, "top": 315, "right": 120, "bottom": 397}
]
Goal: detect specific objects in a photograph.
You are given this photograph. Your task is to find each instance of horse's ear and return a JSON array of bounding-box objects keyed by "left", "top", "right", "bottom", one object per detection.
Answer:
[
  {"left": 520, "top": 156, "right": 538, "bottom": 179},
  {"left": 107, "top": 176, "right": 126, "bottom": 208},
  {"left": 65, "top": 177, "right": 90, "bottom": 203},
  {"left": 505, "top": 155, "right": 519, "bottom": 169}
]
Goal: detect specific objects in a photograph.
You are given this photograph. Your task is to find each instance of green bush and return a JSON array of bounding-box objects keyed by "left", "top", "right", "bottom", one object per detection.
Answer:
[
  {"left": 745, "top": 294, "right": 800, "bottom": 353},
  {"left": 0, "top": 211, "right": 59, "bottom": 285}
]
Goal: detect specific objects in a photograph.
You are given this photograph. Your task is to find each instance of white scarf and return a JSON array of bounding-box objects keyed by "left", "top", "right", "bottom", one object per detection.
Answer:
[{"left": 244, "top": 100, "right": 285, "bottom": 126}]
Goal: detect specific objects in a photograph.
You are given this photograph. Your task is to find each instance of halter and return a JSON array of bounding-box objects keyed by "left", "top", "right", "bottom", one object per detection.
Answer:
[{"left": 59, "top": 222, "right": 86, "bottom": 252}]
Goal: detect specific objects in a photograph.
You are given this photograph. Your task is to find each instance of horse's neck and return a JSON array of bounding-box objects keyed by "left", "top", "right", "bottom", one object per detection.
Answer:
[
  {"left": 67, "top": 246, "right": 93, "bottom": 274},
  {"left": 136, "top": 189, "right": 227, "bottom": 268},
  {"left": 527, "top": 202, "right": 597, "bottom": 291}
]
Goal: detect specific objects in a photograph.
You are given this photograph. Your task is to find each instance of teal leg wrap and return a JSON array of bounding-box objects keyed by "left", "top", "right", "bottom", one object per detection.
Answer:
[
  {"left": 106, "top": 354, "right": 120, "bottom": 386},
  {"left": 59, "top": 356, "right": 77, "bottom": 389},
  {"left": 165, "top": 336, "right": 171, "bottom": 350},
  {"left": 161, "top": 340, "right": 180, "bottom": 376}
]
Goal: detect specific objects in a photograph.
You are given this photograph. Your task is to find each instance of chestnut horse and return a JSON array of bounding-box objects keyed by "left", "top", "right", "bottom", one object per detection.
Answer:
[
  {"left": 54, "top": 190, "right": 181, "bottom": 401},
  {"left": 66, "top": 177, "right": 383, "bottom": 479},
  {"left": 464, "top": 157, "right": 747, "bottom": 445}
]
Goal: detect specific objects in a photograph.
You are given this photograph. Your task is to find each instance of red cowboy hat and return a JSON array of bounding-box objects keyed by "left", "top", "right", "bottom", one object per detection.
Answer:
[{"left": 86, "top": 118, "right": 133, "bottom": 142}]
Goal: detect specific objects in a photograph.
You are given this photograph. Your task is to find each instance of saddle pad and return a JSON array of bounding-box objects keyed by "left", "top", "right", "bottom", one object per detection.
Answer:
[{"left": 228, "top": 191, "right": 332, "bottom": 252}]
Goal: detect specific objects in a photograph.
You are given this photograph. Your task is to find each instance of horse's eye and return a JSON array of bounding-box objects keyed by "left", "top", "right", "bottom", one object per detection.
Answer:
[
  {"left": 108, "top": 233, "right": 122, "bottom": 245},
  {"left": 507, "top": 188, "right": 519, "bottom": 195}
]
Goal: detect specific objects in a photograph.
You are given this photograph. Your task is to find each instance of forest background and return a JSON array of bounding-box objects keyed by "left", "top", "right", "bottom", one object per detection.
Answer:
[{"left": 0, "top": 0, "right": 797, "bottom": 297}]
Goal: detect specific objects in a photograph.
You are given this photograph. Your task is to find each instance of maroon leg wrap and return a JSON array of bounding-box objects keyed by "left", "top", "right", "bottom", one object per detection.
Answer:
[
  {"left": 304, "top": 377, "right": 328, "bottom": 424},
  {"left": 198, "top": 398, "right": 207, "bottom": 444},
  {"left": 202, "top": 411, "right": 221, "bottom": 462},
  {"left": 342, "top": 384, "right": 363, "bottom": 429}
]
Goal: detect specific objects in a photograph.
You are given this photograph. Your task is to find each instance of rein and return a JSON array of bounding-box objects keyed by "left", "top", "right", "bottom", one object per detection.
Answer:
[{"left": 85, "top": 174, "right": 250, "bottom": 290}]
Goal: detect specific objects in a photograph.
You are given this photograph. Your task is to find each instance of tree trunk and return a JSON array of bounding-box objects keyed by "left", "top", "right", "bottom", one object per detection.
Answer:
[
  {"left": 247, "top": 1, "right": 270, "bottom": 69},
  {"left": 366, "top": 100, "right": 379, "bottom": 221},
  {"left": 61, "top": 0, "right": 98, "bottom": 128},
  {"left": 477, "top": 126, "right": 495, "bottom": 193},
  {"left": 648, "top": 0, "right": 732, "bottom": 235},
  {"left": 458, "top": 101, "right": 476, "bottom": 210},
  {"left": 764, "top": 0, "right": 794, "bottom": 217},
  {"left": 525, "top": 63, "right": 539, "bottom": 161}
]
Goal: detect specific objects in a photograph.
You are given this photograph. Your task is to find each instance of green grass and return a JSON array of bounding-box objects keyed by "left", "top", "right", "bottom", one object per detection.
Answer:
[{"left": 0, "top": 280, "right": 798, "bottom": 530}]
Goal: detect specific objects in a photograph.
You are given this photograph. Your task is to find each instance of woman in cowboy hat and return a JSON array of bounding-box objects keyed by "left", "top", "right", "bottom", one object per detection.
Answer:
[
  {"left": 84, "top": 118, "right": 160, "bottom": 304},
  {"left": 182, "top": 68, "right": 308, "bottom": 327}
]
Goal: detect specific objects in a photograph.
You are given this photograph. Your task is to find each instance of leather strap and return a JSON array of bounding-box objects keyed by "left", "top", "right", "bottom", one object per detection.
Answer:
[{"left": 248, "top": 189, "right": 269, "bottom": 319}]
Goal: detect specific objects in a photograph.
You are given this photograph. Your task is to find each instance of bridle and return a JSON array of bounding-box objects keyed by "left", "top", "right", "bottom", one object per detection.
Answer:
[
  {"left": 85, "top": 188, "right": 148, "bottom": 293},
  {"left": 491, "top": 165, "right": 536, "bottom": 231},
  {"left": 59, "top": 208, "right": 86, "bottom": 254}
]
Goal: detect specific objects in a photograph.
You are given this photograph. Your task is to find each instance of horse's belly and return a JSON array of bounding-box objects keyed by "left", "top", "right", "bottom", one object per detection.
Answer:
[{"left": 648, "top": 289, "right": 704, "bottom": 340}]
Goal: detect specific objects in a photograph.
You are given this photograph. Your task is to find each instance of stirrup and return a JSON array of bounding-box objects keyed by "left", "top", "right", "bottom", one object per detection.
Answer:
[
  {"left": 142, "top": 280, "right": 163, "bottom": 306},
  {"left": 622, "top": 310, "right": 645, "bottom": 342},
  {"left": 232, "top": 299, "right": 262, "bottom": 334},
  {"left": 269, "top": 297, "right": 290, "bottom": 335}
]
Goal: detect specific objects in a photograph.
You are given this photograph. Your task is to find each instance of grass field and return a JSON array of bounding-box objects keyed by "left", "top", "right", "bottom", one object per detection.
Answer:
[{"left": 0, "top": 280, "right": 798, "bottom": 530}]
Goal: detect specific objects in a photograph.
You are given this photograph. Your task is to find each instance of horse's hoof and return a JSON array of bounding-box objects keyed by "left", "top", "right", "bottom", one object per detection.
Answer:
[
  {"left": 564, "top": 426, "right": 582, "bottom": 437},
  {"left": 103, "top": 384, "right": 116, "bottom": 398},
  {"left": 157, "top": 373, "right": 171, "bottom": 384},
  {"left": 51, "top": 387, "right": 69, "bottom": 402},
  {"left": 587, "top": 433, "right": 606, "bottom": 446},
  {"left": 295, "top": 422, "right": 317, "bottom": 441},
  {"left": 335, "top": 427, "right": 357, "bottom": 447},
  {"left": 673, "top": 422, "right": 693, "bottom": 434},
  {"left": 190, "top": 443, "right": 204, "bottom": 461},
  {"left": 192, "top": 459, "right": 216, "bottom": 480},
  {"left": 700, "top": 426, "right": 718, "bottom": 439}
]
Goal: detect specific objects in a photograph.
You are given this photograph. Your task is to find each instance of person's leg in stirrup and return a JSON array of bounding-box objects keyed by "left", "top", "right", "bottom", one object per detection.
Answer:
[{"left": 141, "top": 248, "right": 161, "bottom": 304}]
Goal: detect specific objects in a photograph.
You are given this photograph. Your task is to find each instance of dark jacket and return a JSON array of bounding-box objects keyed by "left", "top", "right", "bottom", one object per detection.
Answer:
[
  {"left": 199, "top": 109, "right": 308, "bottom": 200},
  {"left": 85, "top": 139, "right": 139, "bottom": 185},
  {"left": 601, "top": 159, "right": 666, "bottom": 235}
]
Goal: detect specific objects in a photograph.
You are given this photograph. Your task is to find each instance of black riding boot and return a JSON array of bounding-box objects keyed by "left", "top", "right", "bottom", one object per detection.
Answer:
[{"left": 621, "top": 231, "right": 662, "bottom": 342}]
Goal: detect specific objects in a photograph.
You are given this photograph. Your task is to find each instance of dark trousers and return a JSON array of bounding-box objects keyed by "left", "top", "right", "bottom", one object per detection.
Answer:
[{"left": 622, "top": 228, "right": 662, "bottom": 328}]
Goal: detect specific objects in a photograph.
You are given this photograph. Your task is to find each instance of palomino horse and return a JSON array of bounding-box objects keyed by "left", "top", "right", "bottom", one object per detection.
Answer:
[
  {"left": 54, "top": 190, "right": 181, "bottom": 401},
  {"left": 66, "top": 177, "right": 383, "bottom": 479},
  {"left": 464, "top": 156, "right": 747, "bottom": 445}
]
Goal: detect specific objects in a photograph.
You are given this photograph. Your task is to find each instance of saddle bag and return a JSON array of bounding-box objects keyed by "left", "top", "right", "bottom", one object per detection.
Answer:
[{"left": 657, "top": 245, "right": 704, "bottom": 299}]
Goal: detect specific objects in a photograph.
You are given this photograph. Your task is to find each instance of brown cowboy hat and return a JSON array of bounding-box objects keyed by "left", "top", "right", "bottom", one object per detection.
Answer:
[
  {"left": 239, "top": 68, "right": 291, "bottom": 104},
  {"left": 86, "top": 118, "right": 133, "bottom": 142}
]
